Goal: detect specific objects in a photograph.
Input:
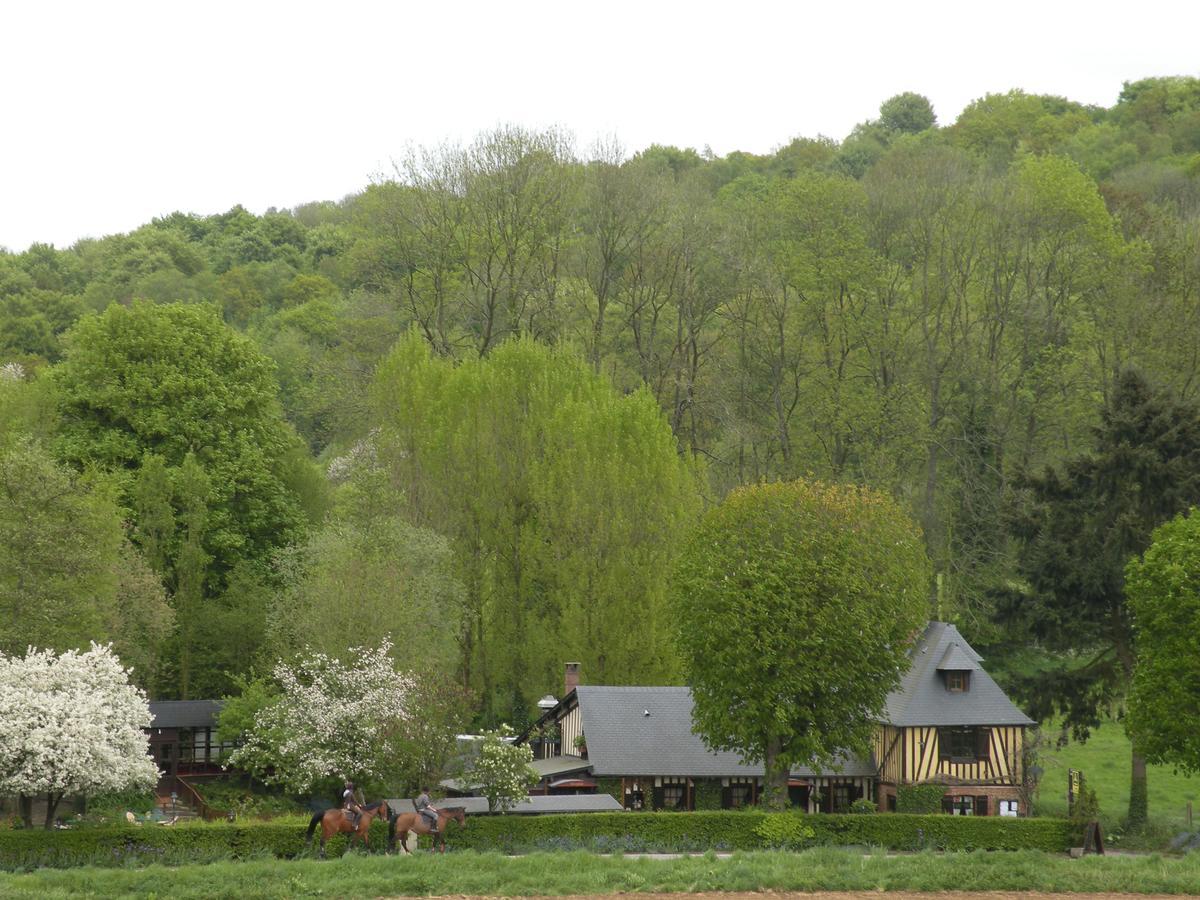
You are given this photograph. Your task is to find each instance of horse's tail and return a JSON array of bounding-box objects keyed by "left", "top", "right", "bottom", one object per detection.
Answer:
[
  {"left": 387, "top": 812, "right": 397, "bottom": 851},
  {"left": 305, "top": 810, "right": 324, "bottom": 844}
]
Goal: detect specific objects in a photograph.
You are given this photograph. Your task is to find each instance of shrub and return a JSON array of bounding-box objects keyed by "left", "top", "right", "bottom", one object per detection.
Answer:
[
  {"left": 849, "top": 799, "right": 878, "bottom": 814},
  {"left": 754, "top": 814, "right": 816, "bottom": 848},
  {"left": 0, "top": 811, "right": 1074, "bottom": 871},
  {"left": 896, "top": 784, "right": 946, "bottom": 814}
]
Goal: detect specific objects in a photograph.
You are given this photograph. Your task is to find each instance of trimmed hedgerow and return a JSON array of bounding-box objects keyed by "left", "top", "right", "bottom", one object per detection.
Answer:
[
  {"left": 0, "top": 820, "right": 391, "bottom": 871},
  {"left": 0, "top": 812, "right": 1073, "bottom": 870},
  {"left": 443, "top": 811, "right": 1073, "bottom": 854}
]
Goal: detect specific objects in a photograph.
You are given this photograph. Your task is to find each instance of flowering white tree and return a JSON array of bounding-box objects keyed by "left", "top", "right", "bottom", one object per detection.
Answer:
[
  {"left": 0, "top": 643, "right": 158, "bottom": 829},
  {"left": 227, "top": 641, "right": 416, "bottom": 793},
  {"left": 472, "top": 726, "right": 537, "bottom": 813}
]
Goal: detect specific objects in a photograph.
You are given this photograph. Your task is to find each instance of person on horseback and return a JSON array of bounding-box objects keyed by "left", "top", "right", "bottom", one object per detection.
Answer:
[
  {"left": 415, "top": 785, "right": 440, "bottom": 834},
  {"left": 342, "top": 779, "right": 365, "bottom": 829}
]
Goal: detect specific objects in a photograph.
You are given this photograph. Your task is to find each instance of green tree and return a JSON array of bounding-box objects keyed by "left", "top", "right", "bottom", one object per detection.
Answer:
[
  {"left": 470, "top": 726, "right": 537, "bottom": 813},
  {"left": 53, "top": 302, "right": 311, "bottom": 589},
  {"left": 879, "top": 92, "right": 937, "bottom": 134},
  {"left": 370, "top": 333, "right": 699, "bottom": 720},
  {"left": 669, "top": 479, "right": 930, "bottom": 809},
  {"left": 0, "top": 438, "right": 173, "bottom": 685},
  {"left": 265, "top": 516, "right": 465, "bottom": 669},
  {"left": 1002, "top": 371, "right": 1200, "bottom": 827},
  {"left": 1125, "top": 508, "right": 1200, "bottom": 775}
]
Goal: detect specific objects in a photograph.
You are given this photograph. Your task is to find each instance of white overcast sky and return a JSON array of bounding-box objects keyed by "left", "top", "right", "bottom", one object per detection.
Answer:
[{"left": 2, "top": 0, "right": 1197, "bottom": 251}]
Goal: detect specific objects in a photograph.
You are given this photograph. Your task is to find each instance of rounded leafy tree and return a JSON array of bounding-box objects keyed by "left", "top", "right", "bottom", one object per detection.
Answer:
[{"left": 670, "top": 479, "right": 929, "bottom": 808}]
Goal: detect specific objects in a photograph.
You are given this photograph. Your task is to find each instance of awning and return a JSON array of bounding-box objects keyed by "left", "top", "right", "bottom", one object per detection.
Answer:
[
  {"left": 548, "top": 778, "right": 597, "bottom": 790},
  {"left": 787, "top": 778, "right": 811, "bottom": 788}
]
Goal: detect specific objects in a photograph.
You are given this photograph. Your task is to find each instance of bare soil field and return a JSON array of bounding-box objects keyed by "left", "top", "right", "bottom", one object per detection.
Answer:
[{"left": 411, "top": 894, "right": 1186, "bottom": 900}]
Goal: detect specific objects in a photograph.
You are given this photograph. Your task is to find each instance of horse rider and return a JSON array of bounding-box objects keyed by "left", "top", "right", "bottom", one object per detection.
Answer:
[
  {"left": 415, "top": 785, "right": 440, "bottom": 835},
  {"left": 343, "top": 779, "right": 366, "bottom": 829}
]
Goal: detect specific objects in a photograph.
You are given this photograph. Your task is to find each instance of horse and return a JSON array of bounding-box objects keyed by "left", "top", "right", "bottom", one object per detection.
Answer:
[
  {"left": 305, "top": 799, "right": 390, "bottom": 858},
  {"left": 387, "top": 805, "right": 467, "bottom": 854}
]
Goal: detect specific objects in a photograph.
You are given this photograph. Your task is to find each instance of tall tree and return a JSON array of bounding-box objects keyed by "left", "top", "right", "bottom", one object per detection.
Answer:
[
  {"left": 1125, "top": 508, "right": 1200, "bottom": 776},
  {"left": 670, "top": 479, "right": 930, "bottom": 809},
  {"left": 1002, "top": 370, "right": 1200, "bottom": 826},
  {"left": 369, "top": 333, "right": 699, "bottom": 721}
]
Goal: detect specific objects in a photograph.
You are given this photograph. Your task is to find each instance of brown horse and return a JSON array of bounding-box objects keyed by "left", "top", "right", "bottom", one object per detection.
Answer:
[
  {"left": 305, "top": 799, "right": 390, "bottom": 858},
  {"left": 388, "top": 805, "right": 466, "bottom": 854}
]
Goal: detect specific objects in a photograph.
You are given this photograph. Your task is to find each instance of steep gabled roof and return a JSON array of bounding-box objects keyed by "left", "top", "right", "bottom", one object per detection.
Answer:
[
  {"left": 882, "top": 622, "right": 1033, "bottom": 727},
  {"left": 575, "top": 685, "right": 874, "bottom": 778}
]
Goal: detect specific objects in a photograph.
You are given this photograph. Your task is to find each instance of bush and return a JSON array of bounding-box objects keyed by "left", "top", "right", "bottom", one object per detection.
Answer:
[
  {"left": 0, "top": 819, "right": 391, "bottom": 871},
  {"left": 0, "top": 811, "right": 1074, "bottom": 870},
  {"left": 896, "top": 784, "right": 947, "bottom": 814},
  {"left": 445, "top": 811, "right": 1072, "bottom": 854},
  {"left": 849, "top": 799, "right": 878, "bottom": 814}
]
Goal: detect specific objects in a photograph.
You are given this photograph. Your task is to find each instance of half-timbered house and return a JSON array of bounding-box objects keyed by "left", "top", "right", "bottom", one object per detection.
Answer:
[
  {"left": 518, "top": 622, "right": 1034, "bottom": 816},
  {"left": 872, "top": 621, "right": 1033, "bottom": 816}
]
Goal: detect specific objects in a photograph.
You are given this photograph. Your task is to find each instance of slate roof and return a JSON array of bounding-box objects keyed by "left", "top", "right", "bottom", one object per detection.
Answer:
[
  {"left": 389, "top": 794, "right": 624, "bottom": 815},
  {"left": 575, "top": 686, "right": 875, "bottom": 778},
  {"left": 936, "top": 642, "right": 981, "bottom": 671},
  {"left": 148, "top": 700, "right": 222, "bottom": 729},
  {"left": 882, "top": 622, "right": 1033, "bottom": 727},
  {"left": 532, "top": 755, "right": 592, "bottom": 778}
]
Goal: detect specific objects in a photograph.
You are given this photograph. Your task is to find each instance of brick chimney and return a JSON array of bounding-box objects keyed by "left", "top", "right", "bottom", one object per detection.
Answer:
[{"left": 564, "top": 662, "right": 581, "bottom": 696}]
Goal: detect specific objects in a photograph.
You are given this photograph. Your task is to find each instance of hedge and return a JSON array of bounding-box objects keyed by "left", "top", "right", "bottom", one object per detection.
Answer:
[
  {"left": 0, "top": 820, "right": 392, "bottom": 871},
  {"left": 0, "top": 812, "right": 1073, "bottom": 870},
  {"left": 445, "top": 811, "right": 1074, "bottom": 854}
]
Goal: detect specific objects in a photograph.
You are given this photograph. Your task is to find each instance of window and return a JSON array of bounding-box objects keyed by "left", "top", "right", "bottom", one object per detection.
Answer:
[
  {"left": 938, "top": 726, "right": 988, "bottom": 762},
  {"left": 624, "top": 783, "right": 644, "bottom": 810},
  {"left": 723, "top": 779, "right": 754, "bottom": 808},
  {"left": 832, "top": 784, "right": 854, "bottom": 813},
  {"left": 946, "top": 671, "right": 969, "bottom": 692},
  {"left": 999, "top": 799, "right": 1019, "bottom": 817},
  {"left": 663, "top": 784, "right": 685, "bottom": 809},
  {"left": 942, "top": 795, "right": 974, "bottom": 816}
]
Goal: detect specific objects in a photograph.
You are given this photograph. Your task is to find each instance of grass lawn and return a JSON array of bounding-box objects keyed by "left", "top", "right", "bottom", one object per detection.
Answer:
[
  {"left": 1035, "top": 719, "right": 1198, "bottom": 831},
  {"left": 2, "top": 849, "right": 1200, "bottom": 899}
]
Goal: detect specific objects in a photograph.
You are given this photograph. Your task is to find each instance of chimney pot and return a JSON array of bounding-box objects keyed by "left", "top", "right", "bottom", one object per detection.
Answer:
[{"left": 564, "top": 662, "right": 581, "bottom": 695}]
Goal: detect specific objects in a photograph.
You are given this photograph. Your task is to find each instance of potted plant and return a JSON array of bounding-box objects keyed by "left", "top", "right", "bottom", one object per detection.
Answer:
[{"left": 573, "top": 733, "right": 587, "bottom": 758}]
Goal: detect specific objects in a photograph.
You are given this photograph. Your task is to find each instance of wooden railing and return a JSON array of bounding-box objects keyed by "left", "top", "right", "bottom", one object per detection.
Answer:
[{"left": 163, "top": 774, "right": 230, "bottom": 821}]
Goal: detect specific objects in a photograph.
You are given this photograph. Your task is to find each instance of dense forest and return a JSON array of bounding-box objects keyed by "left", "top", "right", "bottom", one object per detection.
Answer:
[{"left": 3, "top": 77, "right": 1200, "bottom": 728}]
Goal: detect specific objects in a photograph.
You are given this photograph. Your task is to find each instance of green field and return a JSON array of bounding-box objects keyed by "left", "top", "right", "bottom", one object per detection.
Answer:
[
  {"left": 1, "top": 849, "right": 1200, "bottom": 899},
  {"left": 1035, "top": 719, "right": 1199, "bottom": 831}
]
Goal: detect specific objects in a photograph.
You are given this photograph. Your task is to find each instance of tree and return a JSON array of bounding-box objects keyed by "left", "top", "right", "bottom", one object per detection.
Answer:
[
  {"left": 265, "top": 516, "right": 464, "bottom": 669},
  {"left": 1002, "top": 371, "right": 1200, "bottom": 827},
  {"left": 53, "top": 301, "right": 311, "bottom": 590},
  {"left": 0, "top": 643, "right": 158, "bottom": 828},
  {"left": 369, "top": 334, "right": 699, "bottom": 721},
  {"left": 226, "top": 642, "right": 416, "bottom": 795},
  {"left": 879, "top": 93, "right": 937, "bottom": 134},
  {"left": 1125, "top": 508, "right": 1200, "bottom": 775},
  {"left": 669, "top": 479, "right": 930, "bottom": 809},
  {"left": 470, "top": 726, "right": 537, "bottom": 813}
]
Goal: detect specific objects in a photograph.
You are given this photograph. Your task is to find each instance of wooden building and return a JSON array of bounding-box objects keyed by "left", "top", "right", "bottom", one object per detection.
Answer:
[
  {"left": 519, "top": 623, "right": 1033, "bottom": 816},
  {"left": 146, "top": 700, "right": 232, "bottom": 784},
  {"left": 872, "top": 622, "right": 1033, "bottom": 816}
]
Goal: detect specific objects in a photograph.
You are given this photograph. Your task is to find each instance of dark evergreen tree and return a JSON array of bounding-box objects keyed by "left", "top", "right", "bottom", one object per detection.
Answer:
[{"left": 1000, "top": 370, "right": 1200, "bottom": 827}]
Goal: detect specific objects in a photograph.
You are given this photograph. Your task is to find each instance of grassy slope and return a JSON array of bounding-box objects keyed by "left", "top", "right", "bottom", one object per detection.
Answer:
[
  {"left": 3, "top": 849, "right": 1200, "bottom": 898},
  {"left": 1035, "top": 720, "right": 1198, "bottom": 829}
]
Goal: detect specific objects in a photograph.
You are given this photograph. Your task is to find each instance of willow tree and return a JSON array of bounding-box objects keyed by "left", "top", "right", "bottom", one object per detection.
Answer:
[
  {"left": 670, "top": 479, "right": 929, "bottom": 809},
  {"left": 368, "top": 333, "right": 700, "bottom": 722}
]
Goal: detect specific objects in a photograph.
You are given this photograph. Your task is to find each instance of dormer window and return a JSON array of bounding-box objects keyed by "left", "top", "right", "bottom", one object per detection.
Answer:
[
  {"left": 936, "top": 641, "right": 980, "bottom": 693},
  {"left": 946, "top": 670, "right": 969, "bottom": 692}
]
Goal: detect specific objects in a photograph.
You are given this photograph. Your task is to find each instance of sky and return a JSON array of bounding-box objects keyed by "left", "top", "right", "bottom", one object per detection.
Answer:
[{"left": 2, "top": 0, "right": 1198, "bottom": 251}]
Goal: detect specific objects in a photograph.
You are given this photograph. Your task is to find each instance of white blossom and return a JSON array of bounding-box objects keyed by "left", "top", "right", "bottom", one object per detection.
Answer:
[
  {"left": 472, "top": 726, "right": 537, "bottom": 813},
  {"left": 0, "top": 643, "right": 158, "bottom": 799},
  {"left": 0, "top": 362, "right": 25, "bottom": 383},
  {"left": 228, "top": 640, "right": 415, "bottom": 792}
]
